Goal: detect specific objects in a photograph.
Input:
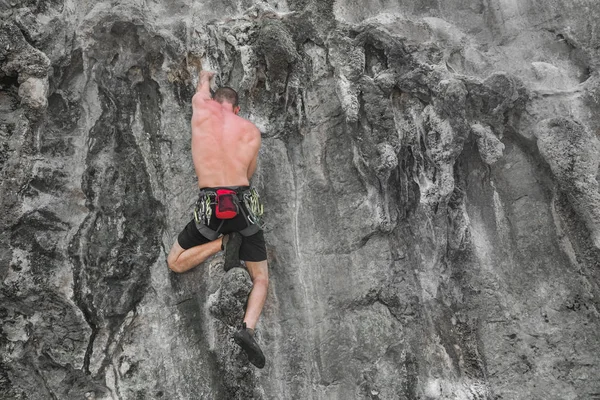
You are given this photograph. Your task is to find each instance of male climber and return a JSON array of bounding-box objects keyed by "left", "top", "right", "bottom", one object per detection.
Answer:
[{"left": 167, "top": 70, "right": 268, "bottom": 368}]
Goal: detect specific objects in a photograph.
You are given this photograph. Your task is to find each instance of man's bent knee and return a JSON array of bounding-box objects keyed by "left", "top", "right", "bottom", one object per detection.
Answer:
[
  {"left": 167, "top": 241, "right": 186, "bottom": 273},
  {"left": 168, "top": 259, "right": 185, "bottom": 273}
]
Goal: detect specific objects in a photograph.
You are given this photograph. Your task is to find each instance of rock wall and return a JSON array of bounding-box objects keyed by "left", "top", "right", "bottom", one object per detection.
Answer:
[{"left": 1, "top": 0, "right": 600, "bottom": 399}]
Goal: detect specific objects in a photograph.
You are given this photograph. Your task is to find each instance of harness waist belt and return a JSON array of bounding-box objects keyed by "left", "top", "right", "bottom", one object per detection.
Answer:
[
  {"left": 194, "top": 186, "right": 262, "bottom": 240},
  {"left": 199, "top": 186, "right": 250, "bottom": 195}
]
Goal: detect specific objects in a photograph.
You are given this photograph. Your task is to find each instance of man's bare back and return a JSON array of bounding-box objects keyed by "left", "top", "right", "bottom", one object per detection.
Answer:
[{"left": 191, "top": 73, "right": 261, "bottom": 188}]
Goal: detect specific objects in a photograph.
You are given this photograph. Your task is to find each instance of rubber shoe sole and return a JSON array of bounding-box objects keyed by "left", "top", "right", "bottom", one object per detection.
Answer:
[
  {"left": 223, "top": 232, "right": 242, "bottom": 272},
  {"left": 233, "top": 329, "right": 266, "bottom": 369}
]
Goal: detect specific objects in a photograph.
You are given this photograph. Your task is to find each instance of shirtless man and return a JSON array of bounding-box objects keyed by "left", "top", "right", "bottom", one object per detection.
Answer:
[{"left": 167, "top": 70, "right": 268, "bottom": 368}]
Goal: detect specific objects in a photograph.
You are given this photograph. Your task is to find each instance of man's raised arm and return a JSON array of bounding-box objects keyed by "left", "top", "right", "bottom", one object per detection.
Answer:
[{"left": 193, "top": 70, "right": 214, "bottom": 105}]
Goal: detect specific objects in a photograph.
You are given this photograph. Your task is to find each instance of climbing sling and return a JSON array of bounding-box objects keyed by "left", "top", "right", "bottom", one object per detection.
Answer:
[{"left": 193, "top": 186, "right": 264, "bottom": 241}]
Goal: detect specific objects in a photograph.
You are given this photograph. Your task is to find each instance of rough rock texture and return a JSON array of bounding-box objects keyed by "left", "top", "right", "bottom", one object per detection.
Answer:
[{"left": 1, "top": 0, "right": 600, "bottom": 399}]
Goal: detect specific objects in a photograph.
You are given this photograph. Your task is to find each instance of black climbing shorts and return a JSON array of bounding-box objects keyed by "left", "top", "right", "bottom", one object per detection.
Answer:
[{"left": 177, "top": 206, "right": 267, "bottom": 262}]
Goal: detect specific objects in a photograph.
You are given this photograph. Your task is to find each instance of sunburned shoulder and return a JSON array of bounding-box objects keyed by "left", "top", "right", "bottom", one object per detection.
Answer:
[
  {"left": 228, "top": 115, "right": 258, "bottom": 134},
  {"left": 192, "top": 95, "right": 220, "bottom": 111},
  {"left": 244, "top": 121, "right": 261, "bottom": 140}
]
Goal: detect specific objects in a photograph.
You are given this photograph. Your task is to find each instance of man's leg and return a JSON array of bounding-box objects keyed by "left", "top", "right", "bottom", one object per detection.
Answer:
[
  {"left": 167, "top": 238, "right": 223, "bottom": 273},
  {"left": 243, "top": 260, "right": 269, "bottom": 329},
  {"left": 233, "top": 258, "right": 268, "bottom": 368}
]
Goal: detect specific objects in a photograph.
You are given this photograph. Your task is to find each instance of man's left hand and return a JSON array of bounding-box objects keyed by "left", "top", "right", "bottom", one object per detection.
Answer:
[{"left": 200, "top": 70, "right": 215, "bottom": 83}]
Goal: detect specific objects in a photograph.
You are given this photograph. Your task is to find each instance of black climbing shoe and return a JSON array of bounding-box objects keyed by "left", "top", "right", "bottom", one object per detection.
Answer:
[
  {"left": 233, "top": 323, "right": 266, "bottom": 369},
  {"left": 223, "top": 232, "right": 242, "bottom": 272}
]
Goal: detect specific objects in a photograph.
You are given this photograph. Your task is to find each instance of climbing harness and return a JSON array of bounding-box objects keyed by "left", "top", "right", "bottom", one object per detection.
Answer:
[{"left": 194, "top": 186, "right": 264, "bottom": 241}]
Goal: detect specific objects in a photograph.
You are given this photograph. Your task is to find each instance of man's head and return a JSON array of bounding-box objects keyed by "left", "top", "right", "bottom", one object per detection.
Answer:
[{"left": 213, "top": 87, "right": 240, "bottom": 114}]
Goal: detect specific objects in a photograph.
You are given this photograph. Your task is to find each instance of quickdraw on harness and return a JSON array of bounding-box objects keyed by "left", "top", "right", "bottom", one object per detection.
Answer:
[{"left": 193, "top": 187, "right": 264, "bottom": 241}]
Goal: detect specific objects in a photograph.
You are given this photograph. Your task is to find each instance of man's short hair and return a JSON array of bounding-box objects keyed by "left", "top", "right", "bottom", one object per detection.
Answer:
[{"left": 213, "top": 87, "right": 239, "bottom": 107}]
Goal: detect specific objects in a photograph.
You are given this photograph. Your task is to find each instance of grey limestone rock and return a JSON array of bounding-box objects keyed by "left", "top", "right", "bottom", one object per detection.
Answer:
[
  {"left": 209, "top": 267, "right": 253, "bottom": 328},
  {"left": 535, "top": 117, "right": 600, "bottom": 248},
  {"left": 2, "top": 0, "right": 600, "bottom": 399},
  {"left": 471, "top": 123, "right": 504, "bottom": 165}
]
